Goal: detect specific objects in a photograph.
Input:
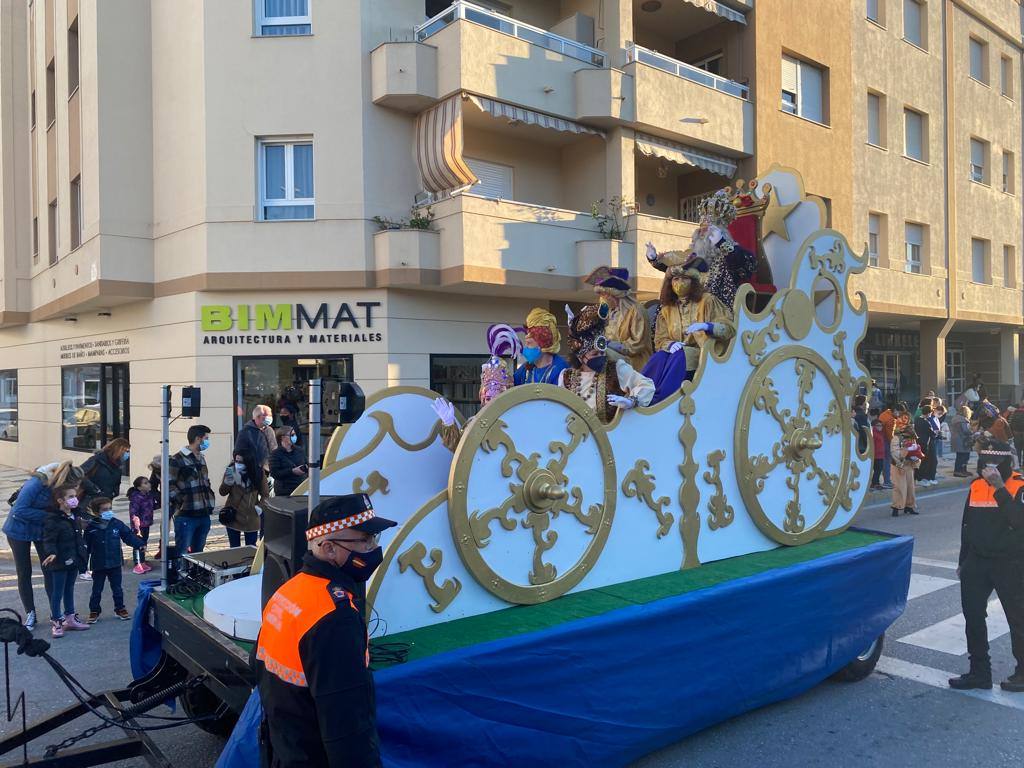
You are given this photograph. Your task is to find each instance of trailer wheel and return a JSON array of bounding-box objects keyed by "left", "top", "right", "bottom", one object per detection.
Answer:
[
  {"left": 180, "top": 683, "right": 239, "bottom": 737},
  {"left": 832, "top": 634, "right": 884, "bottom": 683}
]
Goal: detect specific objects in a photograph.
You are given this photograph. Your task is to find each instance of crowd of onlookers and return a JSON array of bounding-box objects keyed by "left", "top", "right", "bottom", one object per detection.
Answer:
[
  {"left": 1, "top": 401, "right": 310, "bottom": 639},
  {"left": 853, "top": 375, "right": 1024, "bottom": 517}
]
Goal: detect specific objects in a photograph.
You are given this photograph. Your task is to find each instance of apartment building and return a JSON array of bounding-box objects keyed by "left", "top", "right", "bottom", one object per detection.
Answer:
[{"left": 0, "top": 0, "right": 1017, "bottom": 474}]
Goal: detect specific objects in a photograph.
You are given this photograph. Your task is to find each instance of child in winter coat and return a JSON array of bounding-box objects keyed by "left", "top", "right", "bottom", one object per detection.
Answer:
[
  {"left": 870, "top": 420, "right": 886, "bottom": 489},
  {"left": 891, "top": 425, "right": 924, "bottom": 517},
  {"left": 40, "top": 485, "right": 90, "bottom": 638},
  {"left": 127, "top": 477, "right": 157, "bottom": 574},
  {"left": 84, "top": 497, "right": 144, "bottom": 623}
]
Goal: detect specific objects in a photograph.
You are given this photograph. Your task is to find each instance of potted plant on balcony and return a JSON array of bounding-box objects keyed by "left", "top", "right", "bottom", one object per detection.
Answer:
[
  {"left": 372, "top": 205, "right": 435, "bottom": 231},
  {"left": 373, "top": 205, "right": 440, "bottom": 282},
  {"left": 579, "top": 197, "right": 637, "bottom": 277},
  {"left": 590, "top": 196, "right": 635, "bottom": 240}
]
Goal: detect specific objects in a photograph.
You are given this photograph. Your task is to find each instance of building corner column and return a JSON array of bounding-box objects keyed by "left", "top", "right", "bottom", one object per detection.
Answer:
[
  {"left": 601, "top": 0, "right": 633, "bottom": 69},
  {"left": 999, "top": 329, "right": 1020, "bottom": 401},
  {"left": 919, "top": 319, "right": 953, "bottom": 399}
]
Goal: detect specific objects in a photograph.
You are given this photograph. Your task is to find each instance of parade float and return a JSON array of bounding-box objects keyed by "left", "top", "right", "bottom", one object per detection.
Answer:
[{"left": 144, "top": 166, "right": 911, "bottom": 768}]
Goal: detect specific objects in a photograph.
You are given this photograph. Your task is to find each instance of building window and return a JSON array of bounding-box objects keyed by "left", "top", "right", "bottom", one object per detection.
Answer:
[
  {"left": 867, "top": 0, "right": 883, "bottom": 24},
  {"left": 67, "top": 19, "right": 79, "bottom": 94},
  {"left": 258, "top": 139, "right": 314, "bottom": 220},
  {"left": 47, "top": 200, "right": 57, "bottom": 265},
  {"left": 465, "top": 158, "right": 514, "bottom": 199},
  {"left": 903, "top": 108, "right": 927, "bottom": 162},
  {"left": 867, "top": 91, "right": 885, "bottom": 147},
  {"left": 969, "top": 137, "right": 988, "bottom": 184},
  {"left": 29, "top": 90, "right": 35, "bottom": 129},
  {"left": 781, "top": 55, "right": 827, "bottom": 124},
  {"left": 868, "top": 212, "right": 884, "bottom": 266},
  {"left": 904, "top": 222, "right": 923, "bottom": 274},
  {"left": 31, "top": 217, "right": 38, "bottom": 263},
  {"left": 691, "top": 52, "right": 723, "bottom": 76},
  {"left": 903, "top": 0, "right": 926, "bottom": 49},
  {"left": 61, "top": 364, "right": 102, "bottom": 451},
  {"left": 70, "top": 176, "right": 82, "bottom": 250},
  {"left": 45, "top": 60, "right": 55, "bottom": 128},
  {"left": 971, "top": 238, "right": 989, "bottom": 284},
  {"left": 254, "top": 0, "right": 311, "bottom": 36},
  {"left": 1003, "top": 150, "right": 1014, "bottom": 193},
  {"left": 234, "top": 356, "right": 351, "bottom": 452},
  {"left": 1004, "top": 245, "right": 1015, "bottom": 288},
  {"left": 1001, "top": 55, "right": 1014, "bottom": 98},
  {"left": 431, "top": 355, "right": 489, "bottom": 419},
  {"left": 969, "top": 37, "right": 988, "bottom": 84},
  {"left": 946, "top": 344, "right": 965, "bottom": 405},
  {"left": 0, "top": 371, "right": 18, "bottom": 442}
]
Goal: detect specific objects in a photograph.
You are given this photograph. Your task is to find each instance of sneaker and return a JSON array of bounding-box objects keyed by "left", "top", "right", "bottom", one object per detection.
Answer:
[
  {"left": 79, "top": 571, "right": 92, "bottom": 581},
  {"left": 949, "top": 671, "right": 992, "bottom": 690},
  {"left": 114, "top": 608, "right": 130, "bottom": 621},
  {"left": 62, "top": 613, "right": 90, "bottom": 631},
  {"left": 141, "top": 563, "right": 153, "bottom": 573},
  {"left": 882, "top": 483, "right": 894, "bottom": 489},
  {"left": 1001, "top": 671, "right": 1024, "bottom": 692},
  {"left": 87, "top": 611, "right": 100, "bottom": 624},
  {"left": 23, "top": 610, "right": 36, "bottom": 630},
  {"left": 132, "top": 564, "right": 147, "bottom": 575},
  {"left": 50, "top": 619, "right": 64, "bottom": 638}
]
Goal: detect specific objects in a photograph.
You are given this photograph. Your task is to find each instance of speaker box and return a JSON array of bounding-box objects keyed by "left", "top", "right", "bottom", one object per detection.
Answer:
[{"left": 261, "top": 496, "right": 340, "bottom": 608}]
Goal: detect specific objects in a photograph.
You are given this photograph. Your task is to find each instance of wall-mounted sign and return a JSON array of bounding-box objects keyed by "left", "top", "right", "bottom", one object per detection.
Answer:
[
  {"left": 200, "top": 302, "right": 383, "bottom": 346},
  {"left": 59, "top": 336, "right": 131, "bottom": 361}
]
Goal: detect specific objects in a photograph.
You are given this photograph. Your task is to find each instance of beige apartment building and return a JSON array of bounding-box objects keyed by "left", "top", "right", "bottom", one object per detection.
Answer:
[{"left": 0, "top": 0, "right": 1018, "bottom": 475}]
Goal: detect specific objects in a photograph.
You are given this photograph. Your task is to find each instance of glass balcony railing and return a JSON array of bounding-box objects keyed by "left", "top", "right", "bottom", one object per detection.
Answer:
[
  {"left": 415, "top": 1, "right": 606, "bottom": 67},
  {"left": 626, "top": 43, "right": 749, "bottom": 100}
]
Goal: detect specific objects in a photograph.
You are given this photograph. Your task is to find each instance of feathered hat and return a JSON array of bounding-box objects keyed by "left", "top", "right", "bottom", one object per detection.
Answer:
[
  {"left": 584, "top": 266, "right": 631, "bottom": 298},
  {"left": 487, "top": 323, "right": 522, "bottom": 360},
  {"left": 662, "top": 252, "right": 709, "bottom": 280},
  {"left": 523, "top": 308, "right": 560, "bottom": 354},
  {"left": 565, "top": 303, "right": 609, "bottom": 361}
]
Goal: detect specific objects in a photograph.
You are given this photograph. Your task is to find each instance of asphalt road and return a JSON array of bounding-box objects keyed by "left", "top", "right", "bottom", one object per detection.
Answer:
[{"left": 1, "top": 480, "right": 1021, "bottom": 767}]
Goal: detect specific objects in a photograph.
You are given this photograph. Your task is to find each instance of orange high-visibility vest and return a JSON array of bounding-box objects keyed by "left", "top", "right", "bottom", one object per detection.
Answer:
[{"left": 968, "top": 475, "right": 1024, "bottom": 509}]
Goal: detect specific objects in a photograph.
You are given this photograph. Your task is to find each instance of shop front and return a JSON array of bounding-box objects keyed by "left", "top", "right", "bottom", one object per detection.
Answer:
[{"left": 858, "top": 328, "right": 920, "bottom": 407}]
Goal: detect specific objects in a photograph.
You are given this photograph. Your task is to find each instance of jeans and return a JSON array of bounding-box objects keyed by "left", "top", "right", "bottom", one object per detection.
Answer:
[
  {"left": 935, "top": 438, "right": 944, "bottom": 458},
  {"left": 955, "top": 451, "right": 971, "bottom": 474},
  {"left": 226, "top": 528, "right": 258, "bottom": 548},
  {"left": 133, "top": 526, "right": 150, "bottom": 565},
  {"left": 174, "top": 515, "right": 212, "bottom": 554},
  {"left": 48, "top": 568, "right": 77, "bottom": 621},
  {"left": 89, "top": 566, "right": 125, "bottom": 612},
  {"left": 9, "top": 538, "right": 47, "bottom": 616}
]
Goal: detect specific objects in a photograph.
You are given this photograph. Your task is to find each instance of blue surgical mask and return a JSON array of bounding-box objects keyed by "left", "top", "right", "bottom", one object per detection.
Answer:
[
  {"left": 289, "top": 434, "right": 298, "bottom": 445},
  {"left": 122, "top": 451, "right": 130, "bottom": 461},
  {"left": 264, "top": 416, "right": 273, "bottom": 427},
  {"left": 200, "top": 438, "right": 210, "bottom": 451},
  {"left": 522, "top": 346, "right": 542, "bottom": 364},
  {"left": 100, "top": 510, "right": 115, "bottom": 521}
]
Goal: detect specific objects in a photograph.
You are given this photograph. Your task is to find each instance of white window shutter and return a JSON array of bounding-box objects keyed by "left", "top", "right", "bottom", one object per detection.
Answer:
[
  {"left": 781, "top": 56, "right": 799, "bottom": 94},
  {"left": 970, "top": 139, "right": 984, "bottom": 168},
  {"left": 799, "top": 63, "right": 823, "bottom": 122},
  {"left": 465, "top": 158, "right": 513, "bottom": 200}
]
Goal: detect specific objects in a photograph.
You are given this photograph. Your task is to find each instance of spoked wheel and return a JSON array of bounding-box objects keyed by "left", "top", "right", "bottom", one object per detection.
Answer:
[{"left": 831, "top": 634, "right": 884, "bottom": 683}]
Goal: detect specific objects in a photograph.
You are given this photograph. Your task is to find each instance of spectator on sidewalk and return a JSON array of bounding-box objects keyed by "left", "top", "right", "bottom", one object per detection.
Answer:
[
  {"left": 915, "top": 401, "right": 939, "bottom": 486},
  {"left": 951, "top": 405, "right": 975, "bottom": 477},
  {"left": 80, "top": 439, "right": 130, "bottom": 505},
  {"left": 3, "top": 462, "right": 82, "bottom": 630},
  {"left": 270, "top": 426, "right": 307, "bottom": 497},
  {"left": 219, "top": 448, "right": 266, "bottom": 548},
  {"left": 168, "top": 425, "right": 217, "bottom": 555},
  {"left": 84, "top": 497, "right": 144, "bottom": 623},
  {"left": 935, "top": 405, "right": 949, "bottom": 459},
  {"left": 40, "top": 483, "right": 90, "bottom": 638},
  {"left": 870, "top": 419, "right": 886, "bottom": 490},
  {"left": 127, "top": 476, "right": 157, "bottom": 574},
  {"left": 235, "top": 405, "right": 274, "bottom": 473},
  {"left": 891, "top": 422, "right": 924, "bottom": 516},
  {"left": 853, "top": 395, "right": 871, "bottom": 456},
  {"left": 869, "top": 379, "right": 884, "bottom": 412},
  {"left": 877, "top": 405, "right": 898, "bottom": 489}
]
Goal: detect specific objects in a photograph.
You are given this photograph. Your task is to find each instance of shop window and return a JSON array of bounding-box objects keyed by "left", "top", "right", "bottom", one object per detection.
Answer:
[
  {"left": 61, "top": 363, "right": 129, "bottom": 452},
  {"left": 431, "top": 355, "right": 488, "bottom": 419},
  {"left": 258, "top": 138, "right": 314, "bottom": 220},
  {"left": 234, "top": 356, "right": 352, "bottom": 452},
  {"left": 0, "top": 370, "right": 18, "bottom": 441},
  {"left": 254, "top": 0, "right": 311, "bottom": 36}
]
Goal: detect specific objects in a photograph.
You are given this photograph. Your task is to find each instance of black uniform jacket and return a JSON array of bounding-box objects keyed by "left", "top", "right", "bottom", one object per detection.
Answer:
[
  {"left": 255, "top": 552, "right": 380, "bottom": 768},
  {"left": 959, "top": 474, "right": 1024, "bottom": 564}
]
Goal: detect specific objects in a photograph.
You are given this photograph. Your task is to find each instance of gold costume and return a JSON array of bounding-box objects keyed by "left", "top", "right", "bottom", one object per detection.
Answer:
[
  {"left": 654, "top": 293, "right": 735, "bottom": 359},
  {"left": 606, "top": 298, "right": 653, "bottom": 372}
]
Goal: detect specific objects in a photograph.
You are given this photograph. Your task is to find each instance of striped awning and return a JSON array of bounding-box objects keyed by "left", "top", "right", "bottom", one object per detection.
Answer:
[
  {"left": 635, "top": 133, "right": 737, "bottom": 178},
  {"left": 415, "top": 95, "right": 478, "bottom": 195},
  {"left": 463, "top": 94, "right": 606, "bottom": 138},
  {"left": 682, "top": 0, "right": 747, "bottom": 25}
]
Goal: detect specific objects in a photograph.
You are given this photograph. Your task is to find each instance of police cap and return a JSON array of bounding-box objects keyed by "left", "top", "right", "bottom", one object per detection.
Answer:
[{"left": 305, "top": 494, "right": 397, "bottom": 542}]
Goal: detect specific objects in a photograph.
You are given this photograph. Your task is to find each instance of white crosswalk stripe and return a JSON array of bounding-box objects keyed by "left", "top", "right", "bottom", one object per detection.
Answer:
[
  {"left": 898, "top": 599, "right": 1009, "bottom": 655},
  {"left": 906, "top": 573, "right": 958, "bottom": 600},
  {"left": 875, "top": 657, "right": 1024, "bottom": 712}
]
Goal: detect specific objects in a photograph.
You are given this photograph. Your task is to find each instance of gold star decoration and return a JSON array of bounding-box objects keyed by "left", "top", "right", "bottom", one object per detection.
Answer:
[{"left": 762, "top": 187, "right": 799, "bottom": 242}]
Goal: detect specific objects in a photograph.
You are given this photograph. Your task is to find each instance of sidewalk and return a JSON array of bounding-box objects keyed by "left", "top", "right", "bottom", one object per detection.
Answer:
[{"left": 0, "top": 465, "right": 229, "bottom": 559}]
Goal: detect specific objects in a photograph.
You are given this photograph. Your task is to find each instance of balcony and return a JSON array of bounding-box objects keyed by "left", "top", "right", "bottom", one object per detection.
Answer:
[{"left": 629, "top": 43, "right": 747, "bottom": 100}]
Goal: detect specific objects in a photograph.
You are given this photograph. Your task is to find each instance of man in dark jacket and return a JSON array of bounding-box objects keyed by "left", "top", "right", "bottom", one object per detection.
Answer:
[
  {"left": 949, "top": 440, "right": 1024, "bottom": 692},
  {"left": 235, "top": 405, "right": 274, "bottom": 472},
  {"left": 169, "top": 425, "right": 216, "bottom": 554},
  {"left": 913, "top": 402, "right": 938, "bottom": 485},
  {"left": 84, "top": 497, "right": 144, "bottom": 622},
  {"left": 255, "top": 494, "right": 396, "bottom": 768}
]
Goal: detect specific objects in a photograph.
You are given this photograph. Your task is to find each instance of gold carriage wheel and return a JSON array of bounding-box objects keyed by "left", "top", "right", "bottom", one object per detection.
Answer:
[
  {"left": 448, "top": 383, "right": 616, "bottom": 604},
  {"left": 734, "top": 346, "right": 854, "bottom": 546}
]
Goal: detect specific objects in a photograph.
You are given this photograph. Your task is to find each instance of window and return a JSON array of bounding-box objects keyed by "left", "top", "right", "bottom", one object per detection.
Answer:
[
  {"left": 70, "top": 176, "right": 82, "bottom": 249},
  {"left": 45, "top": 60, "right": 54, "bottom": 127},
  {"left": 431, "top": 355, "right": 489, "bottom": 419},
  {"left": 1001, "top": 55, "right": 1013, "bottom": 98},
  {"left": 903, "top": 0, "right": 926, "bottom": 49},
  {"left": 258, "top": 139, "right": 314, "bottom": 220},
  {"left": 781, "top": 55, "right": 826, "bottom": 124},
  {"left": 969, "top": 138, "right": 988, "bottom": 183},
  {"left": 1004, "top": 245, "right": 1015, "bottom": 288},
  {"left": 971, "top": 238, "right": 989, "bottom": 283},
  {"left": 0, "top": 370, "right": 18, "bottom": 441},
  {"left": 31, "top": 217, "right": 38, "bottom": 263},
  {"left": 867, "top": 0, "right": 883, "bottom": 24},
  {"left": 946, "top": 345, "right": 965, "bottom": 405},
  {"left": 67, "top": 19, "right": 79, "bottom": 94},
  {"left": 905, "top": 222, "right": 923, "bottom": 273},
  {"left": 1003, "top": 150, "right": 1014, "bottom": 193},
  {"left": 867, "top": 91, "right": 885, "bottom": 147},
  {"left": 969, "top": 37, "right": 988, "bottom": 84},
  {"left": 868, "top": 212, "right": 883, "bottom": 266},
  {"left": 61, "top": 364, "right": 102, "bottom": 450},
  {"left": 903, "top": 108, "right": 927, "bottom": 162},
  {"left": 465, "top": 158, "right": 513, "bottom": 200},
  {"left": 47, "top": 199, "right": 57, "bottom": 265},
  {"left": 691, "top": 52, "right": 723, "bottom": 76},
  {"left": 29, "top": 90, "right": 35, "bottom": 129},
  {"left": 254, "top": 0, "right": 311, "bottom": 36}
]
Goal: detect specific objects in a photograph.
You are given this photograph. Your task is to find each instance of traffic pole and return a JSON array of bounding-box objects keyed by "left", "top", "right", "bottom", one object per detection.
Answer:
[
  {"left": 159, "top": 385, "right": 171, "bottom": 590},
  {"left": 308, "top": 378, "right": 321, "bottom": 516}
]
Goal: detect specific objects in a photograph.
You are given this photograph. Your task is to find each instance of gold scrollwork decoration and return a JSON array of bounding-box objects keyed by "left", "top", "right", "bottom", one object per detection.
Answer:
[
  {"left": 397, "top": 541, "right": 462, "bottom": 614},
  {"left": 807, "top": 241, "right": 847, "bottom": 275},
  {"left": 352, "top": 470, "right": 390, "bottom": 497},
  {"left": 832, "top": 331, "right": 855, "bottom": 396},
  {"left": 677, "top": 386, "right": 701, "bottom": 569},
  {"left": 622, "top": 459, "right": 673, "bottom": 539},
  {"left": 741, "top": 309, "right": 784, "bottom": 367},
  {"left": 703, "top": 450, "right": 734, "bottom": 531}
]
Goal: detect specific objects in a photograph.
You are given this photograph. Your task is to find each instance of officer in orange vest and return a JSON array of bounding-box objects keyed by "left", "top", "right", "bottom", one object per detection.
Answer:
[
  {"left": 255, "top": 493, "right": 396, "bottom": 767},
  {"left": 949, "top": 440, "right": 1024, "bottom": 692}
]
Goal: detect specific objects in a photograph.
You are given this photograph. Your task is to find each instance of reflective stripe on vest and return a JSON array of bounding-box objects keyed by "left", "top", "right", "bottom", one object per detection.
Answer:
[
  {"left": 256, "top": 572, "right": 342, "bottom": 688},
  {"left": 969, "top": 476, "right": 1024, "bottom": 508}
]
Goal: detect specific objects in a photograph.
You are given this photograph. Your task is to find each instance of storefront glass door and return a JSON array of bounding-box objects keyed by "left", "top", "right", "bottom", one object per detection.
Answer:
[
  {"left": 866, "top": 351, "right": 901, "bottom": 407},
  {"left": 61, "top": 363, "right": 130, "bottom": 452},
  {"left": 946, "top": 346, "right": 965, "bottom": 405}
]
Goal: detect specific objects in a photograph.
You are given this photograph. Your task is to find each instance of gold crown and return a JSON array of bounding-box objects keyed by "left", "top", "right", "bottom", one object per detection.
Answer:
[{"left": 722, "top": 178, "right": 772, "bottom": 220}]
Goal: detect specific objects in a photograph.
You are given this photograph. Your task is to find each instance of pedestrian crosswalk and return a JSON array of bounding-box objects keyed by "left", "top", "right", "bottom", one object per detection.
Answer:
[
  {"left": 899, "top": 598, "right": 1009, "bottom": 654},
  {"left": 905, "top": 573, "right": 958, "bottom": 600}
]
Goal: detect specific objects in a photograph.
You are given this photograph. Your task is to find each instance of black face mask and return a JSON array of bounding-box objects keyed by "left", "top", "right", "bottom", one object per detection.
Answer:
[
  {"left": 339, "top": 546, "right": 384, "bottom": 582},
  {"left": 585, "top": 356, "right": 607, "bottom": 374}
]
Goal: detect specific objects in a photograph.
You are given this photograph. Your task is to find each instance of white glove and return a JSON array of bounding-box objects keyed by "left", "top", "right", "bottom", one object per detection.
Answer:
[
  {"left": 607, "top": 340, "right": 628, "bottom": 356},
  {"left": 686, "top": 322, "right": 712, "bottom": 336},
  {"left": 667, "top": 341, "right": 684, "bottom": 354},
  {"left": 645, "top": 241, "right": 658, "bottom": 263},
  {"left": 608, "top": 394, "right": 635, "bottom": 410},
  {"left": 431, "top": 397, "right": 456, "bottom": 427},
  {"left": 565, "top": 304, "right": 575, "bottom": 326}
]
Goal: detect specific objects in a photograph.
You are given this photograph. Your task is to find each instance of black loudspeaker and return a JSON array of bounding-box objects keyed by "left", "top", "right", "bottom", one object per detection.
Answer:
[
  {"left": 322, "top": 380, "right": 365, "bottom": 426},
  {"left": 181, "top": 387, "right": 202, "bottom": 417},
  {"left": 261, "top": 496, "right": 338, "bottom": 609}
]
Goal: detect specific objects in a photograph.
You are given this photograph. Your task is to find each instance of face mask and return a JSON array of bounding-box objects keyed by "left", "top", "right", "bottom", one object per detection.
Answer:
[
  {"left": 234, "top": 462, "right": 246, "bottom": 474},
  {"left": 339, "top": 545, "right": 384, "bottom": 582},
  {"left": 200, "top": 439, "right": 210, "bottom": 451},
  {"left": 65, "top": 497, "right": 79, "bottom": 510},
  {"left": 585, "top": 356, "right": 607, "bottom": 374},
  {"left": 522, "top": 346, "right": 542, "bottom": 364},
  {"left": 123, "top": 451, "right": 130, "bottom": 461},
  {"left": 289, "top": 434, "right": 298, "bottom": 445},
  {"left": 263, "top": 416, "right": 273, "bottom": 427},
  {"left": 672, "top": 278, "right": 692, "bottom": 298},
  {"left": 100, "top": 510, "right": 115, "bottom": 521}
]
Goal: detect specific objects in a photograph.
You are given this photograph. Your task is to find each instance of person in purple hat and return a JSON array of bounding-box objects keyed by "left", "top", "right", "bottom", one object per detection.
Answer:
[{"left": 584, "top": 266, "right": 652, "bottom": 372}]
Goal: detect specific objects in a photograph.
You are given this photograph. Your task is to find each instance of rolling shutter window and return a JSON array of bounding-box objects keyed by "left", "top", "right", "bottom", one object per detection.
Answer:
[
  {"left": 781, "top": 55, "right": 799, "bottom": 112},
  {"left": 465, "top": 158, "right": 513, "bottom": 199},
  {"left": 867, "top": 92, "right": 881, "bottom": 145},
  {"left": 798, "top": 62, "right": 824, "bottom": 123}
]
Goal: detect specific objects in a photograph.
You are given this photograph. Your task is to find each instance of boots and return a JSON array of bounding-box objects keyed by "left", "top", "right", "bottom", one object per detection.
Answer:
[
  {"left": 891, "top": 507, "right": 900, "bottom": 517},
  {"left": 905, "top": 507, "right": 919, "bottom": 515},
  {"left": 1001, "top": 670, "right": 1024, "bottom": 692},
  {"left": 948, "top": 669, "right": 992, "bottom": 690},
  {"left": 50, "top": 618, "right": 64, "bottom": 638}
]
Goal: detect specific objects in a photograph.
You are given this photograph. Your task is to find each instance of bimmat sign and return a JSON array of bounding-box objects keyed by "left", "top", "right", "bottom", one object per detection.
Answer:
[{"left": 199, "top": 302, "right": 383, "bottom": 345}]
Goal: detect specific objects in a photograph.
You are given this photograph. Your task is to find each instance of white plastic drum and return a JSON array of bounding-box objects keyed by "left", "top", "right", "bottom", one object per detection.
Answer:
[{"left": 203, "top": 574, "right": 263, "bottom": 642}]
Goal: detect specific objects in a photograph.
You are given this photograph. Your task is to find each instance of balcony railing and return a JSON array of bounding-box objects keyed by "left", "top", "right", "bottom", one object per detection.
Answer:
[
  {"left": 415, "top": 1, "right": 606, "bottom": 67},
  {"left": 626, "top": 43, "right": 749, "bottom": 100}
]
